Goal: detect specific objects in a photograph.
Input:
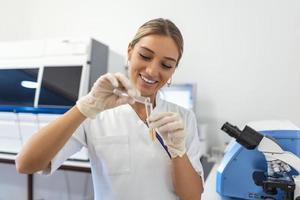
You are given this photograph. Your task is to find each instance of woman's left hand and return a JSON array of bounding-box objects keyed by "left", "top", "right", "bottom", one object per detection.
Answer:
[{"left": 148, "top": 112, "right": 186, "bottom": 158}]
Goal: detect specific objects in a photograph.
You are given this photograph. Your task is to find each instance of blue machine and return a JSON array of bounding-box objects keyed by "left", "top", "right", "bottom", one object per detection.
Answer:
[{"left": 216, "top": 123, "right": 300, "bottom": 200}]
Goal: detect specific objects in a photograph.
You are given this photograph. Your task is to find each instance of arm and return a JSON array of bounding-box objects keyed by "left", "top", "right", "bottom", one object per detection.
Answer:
[
  {"left": 149, "top": 112, "right": 203, "bottom": 199},
  {"left": 16, "top": 73, "right": 140, "bottom": 174},
  {"left": 16, "top": 106, "right": 86, "bottom": 173},
  {"left": 172, "top": 154, "right": 203, "bottom": 200}
]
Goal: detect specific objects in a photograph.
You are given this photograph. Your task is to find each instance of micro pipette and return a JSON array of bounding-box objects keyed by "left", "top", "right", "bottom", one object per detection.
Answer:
[{"left": 113, "top": 88, "right": 151, "bottom": 104}]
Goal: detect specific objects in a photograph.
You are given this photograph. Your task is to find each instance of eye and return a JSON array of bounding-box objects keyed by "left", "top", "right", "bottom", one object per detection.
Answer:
[
  {"left": 162, "top": 63, "right": 173, "bottom": 69},
  {"left": 139, "top": 53, "right": 151, "bottom": 60}
]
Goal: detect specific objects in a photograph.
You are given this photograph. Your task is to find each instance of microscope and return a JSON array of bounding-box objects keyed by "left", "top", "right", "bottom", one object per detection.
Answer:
[{"left": 217, "top": 122, "right": 300, "bottom": 200}]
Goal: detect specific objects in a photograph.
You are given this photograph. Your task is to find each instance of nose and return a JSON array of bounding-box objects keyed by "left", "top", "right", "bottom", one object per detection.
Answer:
[{"left": 145, "top": 60, "right": 159, "bottom": 77}]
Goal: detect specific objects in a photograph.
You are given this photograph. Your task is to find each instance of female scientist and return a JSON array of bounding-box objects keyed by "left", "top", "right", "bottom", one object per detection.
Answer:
[{"left": 16, "top": 18, "right": 204, "bottom": 200}]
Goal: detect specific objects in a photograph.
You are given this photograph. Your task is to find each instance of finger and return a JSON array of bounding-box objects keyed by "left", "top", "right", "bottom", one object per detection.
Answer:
[
  {"left": 114, "top": 73, "right": 139, "bottom": 97},
  {"left": 129, "top": 88, "right": 141, "bottom": 97},
  {"left": 157, "top": 120, "right": 184, "bottom": 133},
  {"left": 159, "top": 128, "right": 183, "bottom": 144},
  {"left": 101, "top": 73, "right": 119, "bottom": 88},
  {"left": 116, "top": 96, "right": 135, "bottom": 105},
  {"left": 114, "top": 73, "right": 140, "bottom": 97},
  {"left": 148, "top": 112, "right": 174, "bottom": 123},
  {"left": 148, "top": 113, "right": 179, "bottom": 129},
  {"left": 114, "top": 73, "right": 130, "bottom": 88}
]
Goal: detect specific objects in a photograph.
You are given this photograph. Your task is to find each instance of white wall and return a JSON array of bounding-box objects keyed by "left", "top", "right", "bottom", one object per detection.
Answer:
[
  {"left": 0, "top": 0, "right": 300, "bottom": 197},
  {"left": 0, "top": 1, "right": 32, "bottom": 40}
]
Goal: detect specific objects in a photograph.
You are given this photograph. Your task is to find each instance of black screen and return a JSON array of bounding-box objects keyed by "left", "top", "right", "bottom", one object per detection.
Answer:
[
  {"left": 38, "top": 66, "right": 82, "bottom": 107},
  {"left": 0, "top": 68, "right": 39, "bottom": 106}
]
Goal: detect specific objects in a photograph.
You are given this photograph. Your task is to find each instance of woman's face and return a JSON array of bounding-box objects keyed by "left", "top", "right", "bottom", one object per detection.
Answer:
[{"left": 128, "top": 34, "right": 179, "bottom": 101}]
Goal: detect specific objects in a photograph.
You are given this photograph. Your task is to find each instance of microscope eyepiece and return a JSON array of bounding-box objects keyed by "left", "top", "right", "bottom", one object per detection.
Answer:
[
  {"left": 221, "top": 122, "right": 264, "bottom": 150},
  {"left": 221, "top": 122, "right": 242, "bottom": 139}
]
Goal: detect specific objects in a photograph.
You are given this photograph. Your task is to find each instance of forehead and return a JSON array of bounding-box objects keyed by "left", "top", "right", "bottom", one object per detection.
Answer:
[{"left": 135, "top": 35, "right": 179, "bottom": 60}]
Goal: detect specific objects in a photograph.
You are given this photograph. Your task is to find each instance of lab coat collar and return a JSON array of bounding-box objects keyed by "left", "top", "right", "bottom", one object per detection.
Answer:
[{"left": 153, "top": 92, "right": 164, "bottom": 113}]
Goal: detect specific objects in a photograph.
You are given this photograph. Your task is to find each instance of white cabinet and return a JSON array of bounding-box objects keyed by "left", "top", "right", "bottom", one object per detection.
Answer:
[{"left": 18, "top": 113, "right": 39, "bottom": 145}]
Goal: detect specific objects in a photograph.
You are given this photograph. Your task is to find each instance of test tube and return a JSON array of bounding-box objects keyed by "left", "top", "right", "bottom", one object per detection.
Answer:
[
  {"left": 113, "top": 88, "right": 150, "bottom": 104},
  {"left": 145, "top": 101, "right": 155, "bottom": 142}
]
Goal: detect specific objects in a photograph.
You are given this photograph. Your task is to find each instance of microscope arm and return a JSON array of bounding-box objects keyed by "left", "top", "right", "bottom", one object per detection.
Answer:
[
  {"left": 263, "top": 151, "right": 300, "bottom": 173},
  {"left": 257, "top": 134, "right": 300, "bottom": 173}
]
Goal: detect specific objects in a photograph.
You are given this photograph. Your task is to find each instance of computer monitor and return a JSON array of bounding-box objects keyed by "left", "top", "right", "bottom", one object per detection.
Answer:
[
  {"left": 38, "top": 66, "right": 82, "bottom": 108},
  {"left": 0, "top": 68, "right": 39, "bottom": 107},
  {"left": 159, "top": 83, "right": 196, "bottom": 110}
]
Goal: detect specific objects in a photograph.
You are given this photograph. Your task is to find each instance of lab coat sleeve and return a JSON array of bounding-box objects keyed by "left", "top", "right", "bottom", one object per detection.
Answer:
[
  {"left": 41, "top": 124, "right": 87, "bottom": 175},
  {"left": 185, "top": 110, "right": 204, "bottom": 180}
]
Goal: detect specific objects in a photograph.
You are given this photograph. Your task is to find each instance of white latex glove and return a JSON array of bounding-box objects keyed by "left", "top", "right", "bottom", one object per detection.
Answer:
[
  {"left": 148, "top": 112, "right": 187, "bottom": 158},
  {"left": 76, "top": 73, "right": 140, "bottom": 118}
]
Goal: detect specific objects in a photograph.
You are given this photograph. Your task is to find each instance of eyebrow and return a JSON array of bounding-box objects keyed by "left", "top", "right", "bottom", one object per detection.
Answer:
[{"left": 140, "top": 46, "right": 177, "bottom": 63}]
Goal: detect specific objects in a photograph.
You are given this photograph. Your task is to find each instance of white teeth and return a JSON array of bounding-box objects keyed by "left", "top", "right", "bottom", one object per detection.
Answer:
[{"left": 140, "top": 75, "right": 156, "bottom": 84}]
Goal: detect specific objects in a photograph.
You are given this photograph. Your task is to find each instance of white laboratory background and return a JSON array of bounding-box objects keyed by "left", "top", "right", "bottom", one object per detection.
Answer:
[{"left": 0, "top": 0, "right": 300, "bottom": 199}]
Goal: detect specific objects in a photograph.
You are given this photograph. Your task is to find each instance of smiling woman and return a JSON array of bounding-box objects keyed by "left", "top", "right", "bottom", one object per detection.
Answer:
[{"left": 16, "top": 18, "right": 204, "bottom": 200}]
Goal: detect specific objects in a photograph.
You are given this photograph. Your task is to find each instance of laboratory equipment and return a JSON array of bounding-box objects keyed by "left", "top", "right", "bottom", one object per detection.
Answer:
[
  {"left": 159, "top": 83, "right": 196, "bottom": 110},
  {"left": 145, "top": 102, "right": 155, "bottom": 141},
  {"left": 217, "top": 121, "right": 300, "bottom": 200},
  {"left": 0, "top": 68, "right": 39, "bottom": 107},
  {"left": 113, "top": 88, "right": 151, "bottom": 105}
]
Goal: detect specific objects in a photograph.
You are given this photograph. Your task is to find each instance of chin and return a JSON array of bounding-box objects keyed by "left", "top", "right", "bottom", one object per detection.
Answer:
[
  {"left": 138, "top": 87, "right": 155, "bottom": 97},
  {"left": 135, "top": 77, "right": 161, "bottom": 97}
]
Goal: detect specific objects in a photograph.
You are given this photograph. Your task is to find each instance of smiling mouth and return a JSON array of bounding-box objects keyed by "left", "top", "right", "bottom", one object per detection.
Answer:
[{"left": 139, "top": 74, "right": 157, "bottom": 85}]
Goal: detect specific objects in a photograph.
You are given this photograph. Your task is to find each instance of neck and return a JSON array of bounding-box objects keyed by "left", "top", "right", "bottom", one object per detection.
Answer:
[
  {"left": 148, "top": 93, "right": 156, "bottom": 106},
  {"left": 131, "top": 103, "right": 147, "bottom": 122}
]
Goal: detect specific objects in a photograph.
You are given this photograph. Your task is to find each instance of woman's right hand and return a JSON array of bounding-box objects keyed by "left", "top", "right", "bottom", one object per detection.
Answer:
[{"left": 76, "top": 73, "right": 140, "bottom": 118}]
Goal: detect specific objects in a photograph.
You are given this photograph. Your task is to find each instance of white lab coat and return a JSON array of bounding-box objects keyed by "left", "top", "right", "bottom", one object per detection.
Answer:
[{"left": 44, "top": 96, "right": 203, "bottom": 200}]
